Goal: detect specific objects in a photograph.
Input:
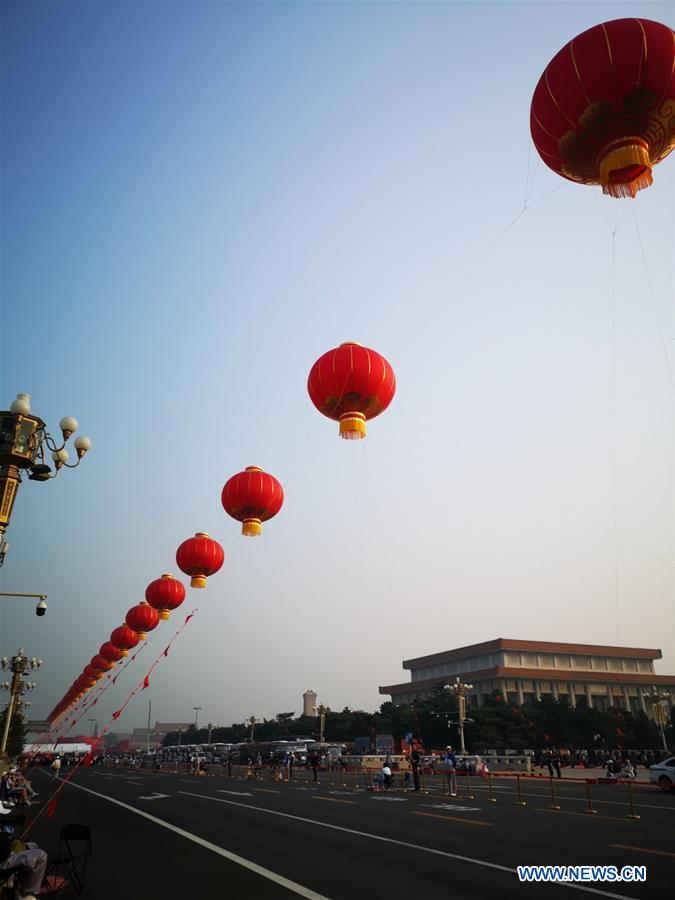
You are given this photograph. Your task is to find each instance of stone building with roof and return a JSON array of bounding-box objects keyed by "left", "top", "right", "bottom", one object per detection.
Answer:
[{"left": 379, "top": 638, "right": 675, "bottom": 718}]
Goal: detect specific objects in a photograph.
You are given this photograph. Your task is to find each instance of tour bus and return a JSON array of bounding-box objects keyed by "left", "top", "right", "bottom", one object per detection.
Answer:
[{"left": 227, "top": 739, "right": 315, "bottom": 765}]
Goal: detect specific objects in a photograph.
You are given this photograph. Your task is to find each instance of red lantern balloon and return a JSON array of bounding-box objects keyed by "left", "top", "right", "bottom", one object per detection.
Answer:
[
  {"left": 531, "top": 18, "right": 675, "bottom": 198},
  {"left": 307, "top": 341, "right": 396, "bottom": 439},
  {"left": 221, "top": 467, "right": 284, "bottom": 537},
  {"left": 176, "top": 532, "right": 224, "bottom": 588},
  {"left": 100, "top": 641, "right": 124, "bottom": 664},
  {"left": 145, "top": 573, "right": 186, "bottom": 620},
  {"left": 111, "top": 624, "right": 140, "bottom": 656},
  {"left": 83, "top": 664, "right": 101, "bottom": 682},
  {"left": 91, "top": 654, "right": 114, "bottom": 672},
  {"left": 125, "top": 601, "right": 160, "bottom": 640}
]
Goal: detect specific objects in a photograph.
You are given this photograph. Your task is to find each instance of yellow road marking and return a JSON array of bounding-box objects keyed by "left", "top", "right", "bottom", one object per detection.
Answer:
[
  {"left": 533, "top": 807, "right": 627, "bottom": 823},
  {"left": 312, "top": 796, "right": 355, "bottom": 805},
  {"left": 608, "top": 843, "right": 675, "bottom": 858},
  {"left": 411, "top": 812, "right": 491, "bottom": 827},
  {"left": 256, "top": 788, "right": 281, "bottom": 794}
]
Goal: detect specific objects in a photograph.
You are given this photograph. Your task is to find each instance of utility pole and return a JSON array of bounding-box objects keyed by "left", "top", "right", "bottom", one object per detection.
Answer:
[
  {"left": 193, "top": 706, "right": 202, "bottom": 731},
  {"left": 207, "top": 722, "right": 213, "bottom": 745}
]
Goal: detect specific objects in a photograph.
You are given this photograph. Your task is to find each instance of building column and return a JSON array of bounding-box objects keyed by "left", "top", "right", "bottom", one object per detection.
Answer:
[
  {"left": 534, "top": 681, "right": 541, "bottom": 701},
  {"left": 586, "top": 684, "right": 593, "bottom": 708},
  {"left": 607, "top": 685, "right": 615, "bottom": 707},
  {"left": 517, "top": 681, "right": 524, "bottom": 705},
  {"left": 551, "top": 682, "right": 559, "bottom": 701},
  {"left": 568, "top": 683, "right": 576, "bottom": 709},
  {"left": 639, "top": 691, "right": 647, "bottom": 714}
]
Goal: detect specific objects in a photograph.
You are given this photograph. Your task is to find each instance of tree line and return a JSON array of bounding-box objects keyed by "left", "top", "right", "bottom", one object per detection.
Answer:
[{"left": 162, "top": 687, "right": 673, "bottom": 753}]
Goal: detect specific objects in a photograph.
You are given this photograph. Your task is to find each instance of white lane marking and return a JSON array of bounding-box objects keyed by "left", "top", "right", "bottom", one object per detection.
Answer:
[
  {"left": 371, "top": 797, "right": 407, "bottom": 802},
  {"left": 61, "top": 780, "right": 329, "bottom": 900},
  {"left": 138, "top": 793, "right": 170, "bottom": 800},
  {"left": 423, "top": 804, "right": 481, "bottom": 812},
  {"left": 178, "top": 791, "right": 640, "bottom": 900},
  {"left": 217, "top": 790, "right": 253, "bottom": 797}
]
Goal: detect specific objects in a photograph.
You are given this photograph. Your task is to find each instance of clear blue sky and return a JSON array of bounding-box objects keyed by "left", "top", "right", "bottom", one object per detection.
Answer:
[{"left": 1, "top": 1, "right": 673, "bottom": 734}]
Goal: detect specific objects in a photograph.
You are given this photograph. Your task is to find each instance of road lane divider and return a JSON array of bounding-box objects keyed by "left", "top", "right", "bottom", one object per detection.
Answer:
[
  {"left": 177, "top": 790, "right": 642, "bottom": 899},
  {"left": 313, "top": 797, "right": 356, "bottom": 805},
  {"left": 58, "top": 780, "right": 330, "bottom": 900}
]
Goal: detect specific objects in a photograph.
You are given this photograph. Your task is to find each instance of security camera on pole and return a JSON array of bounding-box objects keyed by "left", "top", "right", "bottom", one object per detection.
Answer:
[{"left": 0, "top": 592, "right": 48, "bottom": 617}]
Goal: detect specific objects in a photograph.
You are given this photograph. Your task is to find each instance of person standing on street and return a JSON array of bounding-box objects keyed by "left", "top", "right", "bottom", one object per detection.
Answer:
[
  {"left": 310, "top": 750, "right": 320, "bottom": 783},
  {"left": 443, "top": 746, "right": 457, "bottom": 796},
  {"left": 551, "top": 748, "right": 562, "bottom": 779},
  {"left": 50, "top": 757, "right": 61, "bottom": 780},
  {"left": 411, "top": 748, "right": 421, "bottom": 791}
]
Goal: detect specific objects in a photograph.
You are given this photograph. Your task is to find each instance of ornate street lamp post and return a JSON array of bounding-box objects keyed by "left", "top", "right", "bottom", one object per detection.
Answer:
[
  {"left": 643, "top": 689, "right": 671, "bottom": 752},
  {"left": 313, "top": 703, "right": 331, "bottom": 743},
  {"left": 0, "top": 648, "right": 42, "bottom": 755},
  {"left": 0, "top": 393, "right": 91, "bottom": 554},
  {"left": 246, "top": 715, "right": 258, "bottom": 743},
  {"left": 445, "top": 676, "right": 474, "bottom": 755}
]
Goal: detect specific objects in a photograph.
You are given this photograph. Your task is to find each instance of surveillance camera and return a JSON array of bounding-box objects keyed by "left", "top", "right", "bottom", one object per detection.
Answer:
[{"left": 36, "top": 599, "right": 47, "bottom": 617}]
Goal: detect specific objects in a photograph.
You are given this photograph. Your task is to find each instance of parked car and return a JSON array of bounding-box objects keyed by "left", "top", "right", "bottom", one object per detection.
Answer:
[{"left": 649, "top": 756, "right": 675, "bottom": 791}]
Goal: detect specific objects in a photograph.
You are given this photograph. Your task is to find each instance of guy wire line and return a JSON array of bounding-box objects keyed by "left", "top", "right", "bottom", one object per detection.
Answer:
[
  {"left": 390, "top": 411, "right": 673, "bottom": 573},
  {"left": 629, "top": 203, "right": 675, "bottom": 395},
  {"left": 394, "top": 182, "right": 565, "bottom": 360},
  {"left": 610, "top": 223, "right": 619, "bottom": 646}
]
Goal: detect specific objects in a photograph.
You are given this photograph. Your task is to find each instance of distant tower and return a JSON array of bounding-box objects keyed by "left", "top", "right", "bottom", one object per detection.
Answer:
[{"left": 303, "top": 690, "right": 317, "bottom": 718}]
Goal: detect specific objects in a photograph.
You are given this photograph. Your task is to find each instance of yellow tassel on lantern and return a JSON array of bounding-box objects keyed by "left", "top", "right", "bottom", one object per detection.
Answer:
[
  {"left": 599, "top": 141, "right": 652, "bottom": 198},
  {"left": 159, "top": 609, "right": 170, "bottom": 620},
  {"left": 120, "top": 649, "right": 128, "bottom": 657},
  {"left": 191, "top": 574, "right": 206, "bottom": 589},
  {"left": 137, "top": 631, "right": 148, "bottom": 641},
  {"left": 242, "top": 519, "right": 262, "bottom": 537},
  {"left": 339, "top": 413, "right": 367, "bottom": 440}
]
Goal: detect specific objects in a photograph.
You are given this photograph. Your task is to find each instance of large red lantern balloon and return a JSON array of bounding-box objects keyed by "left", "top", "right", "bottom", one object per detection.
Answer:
[
  {"left": 307, "top": 341, "right": 396, "bottom": 439},
  {"left": 111, "top": 624, "right": 140, "bottom": 656},
  {"left": 531, "top": 18, "right": 675, "bottom": 198},
  {"left": 176, "top": 532, "right": 224, "bottom": 588},
  {"left": 126, "top": 601, "right": 160, "bottom": 640},
  {"left": 100, "top": 641, "right": 124, "bottom": 664},
  {"left": 145, "top": 573, "right": 186, "bottom": 620},
  {"left": 221, "top": 467, "right": 284, "bottom": 537}
]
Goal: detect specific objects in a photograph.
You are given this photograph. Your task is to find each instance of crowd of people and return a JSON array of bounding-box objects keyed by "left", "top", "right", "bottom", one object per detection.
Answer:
[{"left": 0, "top": 766, "right": 46, "bottom": 900}]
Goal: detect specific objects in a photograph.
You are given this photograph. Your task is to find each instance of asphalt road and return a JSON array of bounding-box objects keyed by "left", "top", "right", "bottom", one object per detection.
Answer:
[{"left": 20, "top": 765, "right": 675, "bottom": 899}]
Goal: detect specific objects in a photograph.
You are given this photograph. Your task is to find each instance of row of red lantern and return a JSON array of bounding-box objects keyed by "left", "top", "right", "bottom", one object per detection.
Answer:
[
  {"left": 47, "top": 340, "right": 398, "bottom": 720},
  {"left": 47, "top": 533, "right": 225, "bottom": 722}
]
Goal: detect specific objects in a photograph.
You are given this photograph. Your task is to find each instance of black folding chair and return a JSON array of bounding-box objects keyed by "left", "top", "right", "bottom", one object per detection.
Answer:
[{"left": 43, "top": 824, "right": 91, "bottom": 896}]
